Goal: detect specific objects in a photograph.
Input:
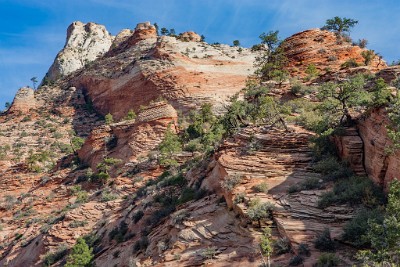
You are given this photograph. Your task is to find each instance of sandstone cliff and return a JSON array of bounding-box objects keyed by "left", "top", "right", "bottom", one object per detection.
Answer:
[
  {"left": 71, "top": 23, "right": 256, "bottom": 120},
  {"left": 44, "top": 21, "right": 114, "bottom": 82}
]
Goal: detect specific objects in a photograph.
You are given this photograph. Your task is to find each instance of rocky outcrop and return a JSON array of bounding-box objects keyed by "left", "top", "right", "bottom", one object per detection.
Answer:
[
  {"left": 78, "top": 102, "right": 178, "bottom": 170},
  {"left": 357, "top": 108, "right": 400, "bottom": 189},
  {"left": 8, "top": 87, "right": 36, "bottom": 113},
  {"left": 44, "top": 21, "right": 114, "bottom": 81},
  {"left": 179, "top": 31, "right": 201, "bottom": 42},
  {"left": 72, "top": 22, "right": 256, "bottom": 120},
  {"left": 282, "top": 29, "right": 386, "bottom": 78},
  {"left": 332, "top": 127, "right": 366, "bottom": 175},
  {"left": 376, "top": 65, "right": 400, "bottom": 84}
]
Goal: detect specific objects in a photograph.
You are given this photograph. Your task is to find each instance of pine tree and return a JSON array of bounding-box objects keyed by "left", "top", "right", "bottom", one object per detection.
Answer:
[{"left": 65, "top": 238, "right": 93, "bottom": 267}]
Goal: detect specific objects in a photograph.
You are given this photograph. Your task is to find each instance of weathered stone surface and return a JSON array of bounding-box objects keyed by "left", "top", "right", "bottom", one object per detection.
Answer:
[
  {"left": 45, "top": 21, "right": 114, "bottom": 81},
  {"left": 72, "top": 25, "right": 255, "bottom": 120},
  {"left": 8, "top": 87, "right": 36, "bottom": 113},
  {"left": 78, "top": 102, "right": 178, "bottom": 169},
  {"left": 358, "top": 108, "right": 400, "bottom": 189},
  {"left": 282, "top": 29, "right": 386, "bottom": 78},
  {"left": 332, "top": 127, "right": 366, "bottom": 175}
]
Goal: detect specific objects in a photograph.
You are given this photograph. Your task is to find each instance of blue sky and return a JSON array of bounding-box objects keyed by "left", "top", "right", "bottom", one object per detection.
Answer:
[{"left": 1, "top": 0, "right": 400, "bottom": 108}]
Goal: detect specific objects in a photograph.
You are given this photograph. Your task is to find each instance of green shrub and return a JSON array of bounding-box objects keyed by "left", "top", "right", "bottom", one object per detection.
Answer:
[
  {"left": 342, "top": 208, "right": 383, "bottom": 248},
  {"left": 289, "top": 255, "right": 303, "bottom": 266},
  {"left": 314, "top": 228, "right": 335, "bottom": 252},
  {"left": 313, "top": 156, "right": 352, "bottom": 181},
  {"left": 315, "top": 253, "right": 339, "bottom": 266},
  {"left": 65, "top": 238, "right": 93, "bottom": 267},
  {"left": 252, "top": 182, "right": 268, "bottom": 193},
  {"left": 274, "top": 237, "right": 291, "bottom": 255},
  {"left": 109, "top": 221, "right": 129, "bottom": 243},
  {"left": 233, "top": 193, "right": 246, "bottom": 204},
  {"left": 43, "top": 244, "right": 68, "bottom": 266},
  {"left": 132, "top": 210, "right": 144, "bottom": 223},
  {"left": 298, "top": 243, "right": 311, "bottom": 257},
  {"left": 221, "top": 173, "right": 243, "bottom": 192},
  {"left": 247, "top": 198, "right": 275, "bottom": 227},
  {"left": 105, "top": 113, "right": 113, "bottom": 125},
  {"left": 341, "top": 58, "right": 359, "bottom": 68},
  {"left": 318, "top": 176, "right": 385, "bottom": 208}
]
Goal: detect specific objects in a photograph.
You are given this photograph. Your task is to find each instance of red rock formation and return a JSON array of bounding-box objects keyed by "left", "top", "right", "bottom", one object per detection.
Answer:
[
  {"left": 78, "top": 102, "right": 178, "bottom": 169},
  {"left": 72, "top": 23, "right": 255, "bottom": 120},
  {"left": 8, "top": 87, "right": 36, "bottom": 113},
  {"left": 332, "top": 127, "right": 366, "bottom": 176},
  {"left": 357, "top": 108, "right": 400, "bottom": 189},
  {"left": 282, "top": 29, "right": 386, "bottom": 78}
]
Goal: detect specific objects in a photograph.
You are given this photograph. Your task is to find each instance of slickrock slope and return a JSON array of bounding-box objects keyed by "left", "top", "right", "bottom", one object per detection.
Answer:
[
  {"left": 203, "top": 126, "right": 355, "bottom": 266},
  {"left": 282, "top": 29, "right": 386, "bottom": 78},
  {"left": 44, "top": 21, "right": 114, "bottom": 81},
  {"left": 72, "top": 23, "right": 256, "bottom": 120}
]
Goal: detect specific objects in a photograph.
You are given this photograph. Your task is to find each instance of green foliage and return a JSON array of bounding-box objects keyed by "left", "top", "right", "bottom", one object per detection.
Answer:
[
  {"left": 316, "top": 253, "right": 339, "bottom": 267},
  {"left": 321, "top": 16, "right": 358, "bottom": 37},
  {"left": 317, "top": 74, "right": 369, "bottom": 128},
  {"left": 109, "top": 221, "right": 129, "bottom": 243},
  {"left": 318, "top": 176, "right": 385, "bottom": 208},
  {"left": 361, "top": 50, "right": 375, "bottom": 65},
  {"left": 105, "top": 113, "right": 113, "bottom": 125},
  {"left": 220, "top": 173, "right": 243, "bottom": 192},
  {"left": 370, "top": 78, "right": 392, "bottom": 107},
  {"left": 274, "top": 237, "right": 291, "bottom": 255},
  {"left": 158, "top": 125, "right": 182, "bottom": 167},
  {"left": 358, "top": 179, "right": 400, "bottom": 265},
  {"left": 65, "top": 238, "right": 93, "bottom": 267},
  {"left": 314, "top": 228, "right": 335, "bottom": 252},
  {"left": 289, "top": 255, "right": 304, "bottom": 266},
  {"left": 124, "top": 109, "right": 136, "bottom": 121},
  {"left": 341, "top": 58, "right": 359, "bottom": 68},
  {"left": 43, "top": 244, "right": 68, "bottom": 266},
  {"left": 260, "top": 227, "right": 273, "bottom": 257},
  {"left": 342, "top": 208, "right": 383, "bottom": 248},
  {"left": 313, "top": 156, "right": 352, "bottom": 181},
  {"left": 71, "top": 137, "right": 85, "bottom": 151},
  {"left": 254, "top": 30, "right": 288, "bottom": 82},
  {"left": 305, "top": 64, "right": 320, "bottom": 81},
  {"left": 247, "top": 198, "right": 275, "bottom": 227},
  {"left": 233, "top": 40, "right": 240, "bottom": 46},
  {"left": 287, "top": 177, "right": 321, "bottom": 193},
  {"left": 96, "top": 157, "right": 121, "bottom": 175},
  {"left": 252, "top": 182, "right": 269, "bottom": 194}
]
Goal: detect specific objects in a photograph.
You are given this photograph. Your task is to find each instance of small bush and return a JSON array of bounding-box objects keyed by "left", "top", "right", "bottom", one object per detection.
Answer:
[
  {"left": 298, "top": 243, "right": 311, "bottom": 257},
  {"left": 43, "top": 244, "right": 68, "bottom": 266},
  {"left": 313, "top": 156, "right": 352, "bottom": 181},
  {"left": 132, "top": 210, "right": 144, "bottom": 223},
  {"left": 233, "top": 192, "right": 246, "bottom": 204},
  {"left": 314, "top": 228, "right": 335, "bottom": 252},
  {"left": 274, "top": 237, "right": 291, "bottom": 255},
  {"left": 247, "top": 198, "right": 275, "bottom": 227},
  {"left": 315, "top": 253, "right": 339, "bottom": 267},
  {"left": 200, "top": 246, "right": 217, "bottom": 260},
  {"left": 318, "top": 176, "right": 385, "bottom": 208},
  {"left": 65, "top": 238, "right": 93, "bottom": 267},
  {"left": 342, "top": 208, "right": 383, "bottom": 247},
  {"left": 252, "top": 182, "right": 268, "bottom": 193},
  {"left": 221, "top": 173, "right": 243, "bottom": 192},
  {"left": 289, "top": 255, "right": 304, "bottom": 266},
  {"left": 341, "top": 58, "right": 359, "bottom": 68}
]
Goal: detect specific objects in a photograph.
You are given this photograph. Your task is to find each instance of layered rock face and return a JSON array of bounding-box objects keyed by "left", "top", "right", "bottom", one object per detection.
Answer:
[
  {"left": 44, "top": 21, "right": 114, "bottom": 81},
  {"left": 72, "top": 23, "right": 256, "bottom": 120},
  {"left": 357, "top": 108, "right": 400, "bottom": 189},
  {"left": 7, "top": 87, "right": 36, "bottom": 113},
  {"left": 78, "top": 101, "right": 178, "bottom": 170},
  {"left": 282, "top": 29, "right": 386, "bottom": 78}
]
